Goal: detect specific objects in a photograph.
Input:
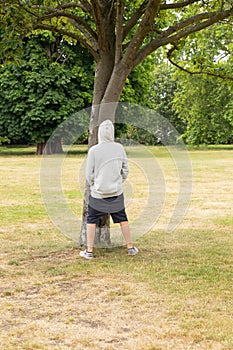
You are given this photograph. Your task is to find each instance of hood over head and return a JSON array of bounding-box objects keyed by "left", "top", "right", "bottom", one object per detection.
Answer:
[{"left": 98, "top": 120, "right": 114, "bottom": 143}]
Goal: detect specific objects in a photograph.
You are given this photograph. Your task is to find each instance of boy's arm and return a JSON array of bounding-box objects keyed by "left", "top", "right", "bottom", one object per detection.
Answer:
[{"left": 86, "top": 148, "right": 95, "bottom": 186}]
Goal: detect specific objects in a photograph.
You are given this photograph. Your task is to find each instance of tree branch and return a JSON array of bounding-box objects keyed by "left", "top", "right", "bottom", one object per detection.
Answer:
[
  {"left": 54, "top": 1, "right": 93, "bottom": 14},
  {"left": 32, "top": 1, "right": 93, "bottom": 19},
  {"left": 18, "top": 4, "right": 39, "bottom": 18},
  {"left": 68, "top": 18, "right": 98, "bottom": 50},
  {"left": 133, "top": 6, "right": 233, "bottom": 68},
  {"left": 159, "top": 11, "right": 215, "bottom": 39},
  {"left": 123, "top": 0, "right": 148, "bottom": 40},
  {"left": 160, "top": 0, "right": 201, "bottom": 10},
  {"left": 123, "top": 0, "right": 160, "bottom": 67},
  {"left": 38, "top": 10, "right": 97, "bottom": 42},
  {"left": 90, "top": 0, "right": 106, "bottom": 51},
  {"left": 115, "top": 0, "right": 124, "bottom": 64},
  {"left": 90, "top": 0, "right": 116, "bottom": 55},
  {"left": 33, "top": 23, "right": 99, "bottom": 61},
  {"left": 163, "top": 10, "right": 233, "bottom": 45},
  {"left": 32, "top": 2, "right": 91, "bottom": 13},
  {"left": 76, "top": 0, "right": 92, "bottom": 14},
  {"left": 31, "top": 3, "right": 98, "bottom": 54},
  {"left": 167, "top": 44, "right": 233, "bottom": 81}
]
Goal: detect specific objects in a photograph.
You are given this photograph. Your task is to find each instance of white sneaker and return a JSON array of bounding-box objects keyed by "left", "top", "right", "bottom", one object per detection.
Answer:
[
  {"left": 128, "top": 247, "right": 139, "bottom": 256},
  {"left": 79, "top": 250, "right": 93, "bottom": 260}
]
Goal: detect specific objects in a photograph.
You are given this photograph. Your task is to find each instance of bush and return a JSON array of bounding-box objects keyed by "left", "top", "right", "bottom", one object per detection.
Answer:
[{"left": 0, "top": 136, "right": 10, "bottom": 145}]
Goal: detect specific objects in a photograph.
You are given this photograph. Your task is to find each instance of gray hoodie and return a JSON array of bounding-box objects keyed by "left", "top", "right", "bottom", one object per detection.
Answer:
[{"left": 86, "top": 120, "right": 129, "bottom": 199}]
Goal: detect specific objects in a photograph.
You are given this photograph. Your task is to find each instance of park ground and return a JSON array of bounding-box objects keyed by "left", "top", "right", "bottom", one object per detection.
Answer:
[{"left": 0, "top": 145, "right": 232, "bottom": 350}]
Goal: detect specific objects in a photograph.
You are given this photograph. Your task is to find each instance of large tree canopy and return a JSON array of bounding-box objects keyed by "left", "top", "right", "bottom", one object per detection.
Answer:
[{"left": 1, "top": 1, "right": 233, "bottom": 138}]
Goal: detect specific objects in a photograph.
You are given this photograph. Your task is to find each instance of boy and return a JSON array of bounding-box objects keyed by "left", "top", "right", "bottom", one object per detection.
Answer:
[{"left": 80, "top": 119, "right": 139, "bottom": 259}]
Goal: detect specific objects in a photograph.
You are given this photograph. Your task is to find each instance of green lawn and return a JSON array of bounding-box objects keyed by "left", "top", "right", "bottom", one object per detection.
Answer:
[{"left": 0, "top": 146, "right": 232, "bottom": 350}]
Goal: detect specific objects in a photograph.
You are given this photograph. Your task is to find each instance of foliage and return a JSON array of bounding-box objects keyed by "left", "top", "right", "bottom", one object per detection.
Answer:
[
  {"left": 0, "top": 136, "right": 10, "bottom": 145},
  {"left": 0, "top": 32, "right": 94, "bottom": 144},
  {"left": 121, "top": 54, "right": 156, "bottom": 109},
  {"left": 0, "top": 1, "right": 32, "bottom": 63},
  {"left": 150, "top": 62, "right": 186, "bottom": 135},
  {"left": 173, "top": 72, "right": 233, "bottom": 145},
  {"left": 118, "top": 54, "right": 157, "bottom": 144},
  {"left": 171, "top": 24, "right": 233, "bottom": 145},
  {"left": 167, "top": 22, "right": 233, "bottom": 79},
  {"left": 119, "top": 61, "right": 186, "bottom": 145}
]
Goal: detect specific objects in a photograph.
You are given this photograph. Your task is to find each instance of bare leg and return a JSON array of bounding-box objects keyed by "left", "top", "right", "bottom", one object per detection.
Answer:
[
  {"left": 120, "top": 221, "right": 133, "bottom": 249},
  {"left": 86, "top": 223, "right": 96, "bottom": 252}
]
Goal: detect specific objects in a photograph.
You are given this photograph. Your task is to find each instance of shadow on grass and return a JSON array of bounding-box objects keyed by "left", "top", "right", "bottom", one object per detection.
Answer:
[
  {"left": 0, "top": 145, "right": 88, "bottom": 156},
  {"left": 187, "top": 144, "right": 233, "bottom": 151},
  {"left": 0, "top": 145, "right": 36, "bottom": 156}
]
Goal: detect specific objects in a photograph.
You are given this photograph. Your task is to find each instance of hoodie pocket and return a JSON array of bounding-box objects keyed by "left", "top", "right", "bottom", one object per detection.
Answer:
[{"left": 94, "top": 181, "right": 118, "bottom": 196}]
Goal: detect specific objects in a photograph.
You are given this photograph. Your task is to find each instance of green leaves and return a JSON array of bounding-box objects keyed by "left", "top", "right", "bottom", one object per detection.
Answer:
[
  {"left": 0, "top": 1, "right": 34, "bottom": 62},
  {"left": 173, "top": 73, "right": 233, "bottom": 145},
  {"left": 0, "top": 33, "right": 93, "bottom": 144}
]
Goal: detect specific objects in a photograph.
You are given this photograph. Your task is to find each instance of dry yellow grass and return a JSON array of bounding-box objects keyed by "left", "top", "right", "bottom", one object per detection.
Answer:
[{"left": 0, "top": 146, "right": 233, "bottom": 350}]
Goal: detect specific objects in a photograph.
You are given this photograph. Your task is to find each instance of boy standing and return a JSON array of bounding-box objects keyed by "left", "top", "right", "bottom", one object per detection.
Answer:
[{"left": 80, "top": 120, "right": 138, "bottom": 259}]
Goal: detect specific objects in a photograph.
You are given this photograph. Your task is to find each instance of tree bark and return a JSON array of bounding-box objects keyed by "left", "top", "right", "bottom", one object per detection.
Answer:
[{"left": 36, "top": 138, "right": 63, "bottom": 155}]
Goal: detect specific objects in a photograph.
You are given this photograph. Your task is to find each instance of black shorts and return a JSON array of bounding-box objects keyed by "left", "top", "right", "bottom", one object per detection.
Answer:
[{"left": 87, "top": 194, "right": 128, "bottom": 224}]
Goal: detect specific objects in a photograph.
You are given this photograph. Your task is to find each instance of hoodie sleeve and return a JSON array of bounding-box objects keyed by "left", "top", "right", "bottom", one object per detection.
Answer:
[
  {"left": 121, "top": 148, "right": 129, "bottom": 182},
  {"left": 86, "top": 148, "right": 95, "bottom": 186}
]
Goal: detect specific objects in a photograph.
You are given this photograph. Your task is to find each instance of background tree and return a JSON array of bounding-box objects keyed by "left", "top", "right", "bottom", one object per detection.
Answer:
[
  {"left": 170, "top": 23, "right": 233, "bottom": 145},
  {"left": 119, "top": 60, "right": 186, "bottom": 144},
  {"left": 173, "top": 73, "right": 233, "bottom": 145},
  {"left": 150, "top": 62, "right": 186, "bottom": 138},
  {"left": 0, "top": 32, "right": 94, "bottom": 154}
]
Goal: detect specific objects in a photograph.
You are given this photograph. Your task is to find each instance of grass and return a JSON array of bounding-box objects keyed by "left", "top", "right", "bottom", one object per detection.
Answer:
[{"left": 0, "top": 145, "right": 233, "bottom": 350}]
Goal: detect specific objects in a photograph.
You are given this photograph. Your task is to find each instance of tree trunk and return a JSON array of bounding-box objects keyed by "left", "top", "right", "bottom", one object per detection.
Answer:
[
  {"left": 36, "top": 138, "right": 63, "bottom": 155},
  {"left": 36, "top": 142, "right": 46, "bottom": 155}
]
